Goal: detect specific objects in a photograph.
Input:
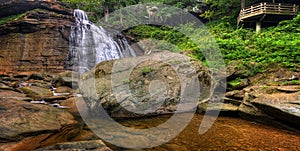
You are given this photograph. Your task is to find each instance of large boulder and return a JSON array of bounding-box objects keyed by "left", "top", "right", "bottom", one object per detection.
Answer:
[
  {"left": 251, "top": 92, "right": 300, "bottom": 128},
  {"left": 52, "top": 71, "right": 79, "bottom": 89},
  {"left": 79, "top": 51, "right": 213, "bottom": 118},
  {"left": 238, "top": 85, "right": 300, "bottom": 130},
  {"left": 0, "top": 98, "right": 77, "bottom": 142}
]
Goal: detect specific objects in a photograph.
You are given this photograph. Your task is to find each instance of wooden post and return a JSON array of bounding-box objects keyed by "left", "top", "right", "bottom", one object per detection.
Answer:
[{"left": 256, "top": 22, "right": 261, "bottom": 33}]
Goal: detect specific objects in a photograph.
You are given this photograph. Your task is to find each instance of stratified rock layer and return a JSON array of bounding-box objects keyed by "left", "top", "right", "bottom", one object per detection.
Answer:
[{"left": 0, "top": 1, "right": 73, "bottom": 73}]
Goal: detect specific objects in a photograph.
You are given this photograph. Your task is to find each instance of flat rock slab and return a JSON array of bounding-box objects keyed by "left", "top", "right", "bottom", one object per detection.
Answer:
[
  {"left": 0, "top": 83, "right": 14, "bottom": 91},
  {"left": 43, "top": 96, "right": 68, "bottom": 102},
  {"left": 21, "top": 86, "right": 53, "bottom": 100},
  {"left": 276, "top": 86, "right": 300, "bottom": 93},
  {"left": 198, "top": 103, "right": 239, "bottom": 116},
  {"left": 251, "top": 92, "right": 300, "bottom": 128},
  {"left": 3, "top": 96, "right": 32, "bottom": 102},
  {"left": 0, "top": 90, "right": 26, "bottom": 98},
  {"left": 0, "top": 98, "right": 77, "bottom": 142}
]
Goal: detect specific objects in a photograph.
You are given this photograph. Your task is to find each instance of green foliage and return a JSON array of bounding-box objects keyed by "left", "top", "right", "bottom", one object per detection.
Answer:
[
  {"left": 228, "top": 78, "right": 243, "bottom": 87},
  {"left": 127, "top": 25, "right": 198, "bottom": 53},
  {"left": 270, "top": 80, "right": 300, "bottom": 86},
  {"left": 206, "top": 13, "right": 300, "bottom": 72},
  {"left": 0, "top": 14, "right": 25, "bottom": 25},
  {"left": 203, "top": 0, "right": 240, "bottom": 22},
  {"left": 141, "top": 66, "right": 153, "bottom": 75},
  {"left": 127, "top": 13, "right": 300, "bottom": 76},
  {"left": 123, "top": 79, "right": 132, "bottom": 84}
]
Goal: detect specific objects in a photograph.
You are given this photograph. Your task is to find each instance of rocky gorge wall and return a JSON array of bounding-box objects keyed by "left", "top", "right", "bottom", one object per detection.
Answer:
[{"left": 0, "top": 0, "right": 73, "bottom": 73}]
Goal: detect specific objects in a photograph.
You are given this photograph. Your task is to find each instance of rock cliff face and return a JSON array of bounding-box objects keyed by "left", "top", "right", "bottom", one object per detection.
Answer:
[
  {"left": 0, "top": 0, "right": 71, "bottom": 18},
  {"left": 0, "top": 0, "right": 73, "bottom": 73}
]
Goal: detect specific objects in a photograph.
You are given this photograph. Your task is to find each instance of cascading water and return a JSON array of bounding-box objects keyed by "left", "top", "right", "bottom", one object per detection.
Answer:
[{"left": 68, "top": 9, "right": 136, "bottom": 73}]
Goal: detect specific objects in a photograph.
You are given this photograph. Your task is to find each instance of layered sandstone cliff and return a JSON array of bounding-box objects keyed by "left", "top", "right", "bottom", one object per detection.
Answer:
[{"left": 0, "top": 0, "right": 73, "bottom": 73}]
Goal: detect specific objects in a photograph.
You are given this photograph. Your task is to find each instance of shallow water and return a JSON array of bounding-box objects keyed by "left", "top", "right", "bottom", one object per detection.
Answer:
[{"left": 105, "top": 114, "right": 300, "bottom": 151}]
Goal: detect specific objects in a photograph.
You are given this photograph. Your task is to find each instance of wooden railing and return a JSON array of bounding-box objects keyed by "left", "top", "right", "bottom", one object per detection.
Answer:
[{"left": 238, "top": 3, "right": 299, "bottom": 23}]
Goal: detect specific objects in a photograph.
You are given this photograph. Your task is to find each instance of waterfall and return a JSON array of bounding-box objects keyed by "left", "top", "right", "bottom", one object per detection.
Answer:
[{"left": 68, "top": 9, "right": 136, "bottom": 73}]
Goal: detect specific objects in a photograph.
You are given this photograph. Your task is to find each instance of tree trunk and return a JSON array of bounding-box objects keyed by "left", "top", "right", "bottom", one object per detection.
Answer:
[
  {"left": 104, "top": 6, "right": 109, "bottom": 22},
  {"left": 241, "top": 0, "right": 246, "bottom": 9},
  {"left": 118, "top": 0, "right": 123, "bottom": 26}
]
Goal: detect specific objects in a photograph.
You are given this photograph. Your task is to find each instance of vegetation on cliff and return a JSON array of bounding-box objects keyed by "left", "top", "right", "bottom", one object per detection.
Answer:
[
  {"left": 127, "top": 13, "right": 300, "bottom": 72},
  {"left": 0, "top": 13, "right": 24, "bottom": 25}
]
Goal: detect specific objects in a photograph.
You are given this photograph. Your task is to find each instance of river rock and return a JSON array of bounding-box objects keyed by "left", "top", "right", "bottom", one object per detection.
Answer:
[
  {"left": 238, "top": 93, "right": 276, "bottom": 123},
  {"left": 0, "top": 83, "right": 14, "bottom": 91},
  {"left": 225, "top": 90, "right": 245, "bottom": 100},
  {"left": 238, "top": 91, "right": 300, "bottom": 131},
  {"left": 28, "top": 73, "right": 46, "bottom": 80},
  {"left": 52, "top": 71, "right": 79, "bottom": 88},
  {"left": 43, "top": 95, "right": 68, "bottom": 102},
  {"left": 0, "top": 90, "right": 27, "bottom": 98},
  {"left": 0, "top": 98, "right": 77, "bottom": 142},
  {"left": 35, "top": 140, "right": 112, "bottom": 151},
  {"left": 251, "top": 92, "right": 300, "bottom": 128},
  {"left": 71, "top": 130, "right": 99, "bottom": 142},
  {"left": 60, "top": 97, "right": 81, "bottom": 118},
  {"left": 21, "top": 86, "right": 53, "bottom": 100},
  {"left": 30, "top": 80, "right": 52, "bottom": 89},
  {"left": 79, "top": 51, "right": 214, "bottom": 118},
  {"left": 55, "top": 86, "right": 73, "bottom": 93}
]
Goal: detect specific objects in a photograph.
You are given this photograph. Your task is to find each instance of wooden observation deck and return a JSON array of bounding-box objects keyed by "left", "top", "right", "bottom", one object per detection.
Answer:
[{"left": 238, "top": 2, "right": 299, "bottom": 31}]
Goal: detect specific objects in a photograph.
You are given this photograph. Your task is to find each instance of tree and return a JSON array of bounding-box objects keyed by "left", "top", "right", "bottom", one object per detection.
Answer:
[{"left": 202, "top": 0, "right": 240, "bottom": 21}]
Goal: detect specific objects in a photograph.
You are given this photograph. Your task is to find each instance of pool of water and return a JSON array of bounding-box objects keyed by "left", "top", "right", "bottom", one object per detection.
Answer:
[{"left": 104, "top": 114, "right": 300, "bottom": 150}]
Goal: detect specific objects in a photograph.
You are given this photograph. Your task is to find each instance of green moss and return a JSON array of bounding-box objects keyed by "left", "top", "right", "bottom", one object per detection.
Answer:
[
  {"left": 260, "top": 86, "right": 269, "bottom": 90},
  {"left": 141, "top": 66, "right": 153, "bottom": 75},
  {"left": 122, "top": 79, "right": 131, "bottom": 84},
  {"left": 270, "top": 80, "right": 300, "bottom": 86},
  {"left": 0, "top": 14, "right": 25, "bottom": 26},
  {"left": 228, "top": 78, "right": 243, "bottom": 87}
]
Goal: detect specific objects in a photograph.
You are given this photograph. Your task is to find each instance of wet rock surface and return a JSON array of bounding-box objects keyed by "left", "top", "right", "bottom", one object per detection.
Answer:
[
  {"left": 0, "top": 98, "right": 77, "bottom": 142},
  {"left": 251, "top": 92, "right": 300, "bottom": 128},
  {"left": 79, "top": 51, "right": 213, "bottom": 118},
  {"left": 0, "top": 71, "right": 113, "bottom": 151},
  {"left": 0, "top": 66, "right": 298, "bottom": 150}
]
